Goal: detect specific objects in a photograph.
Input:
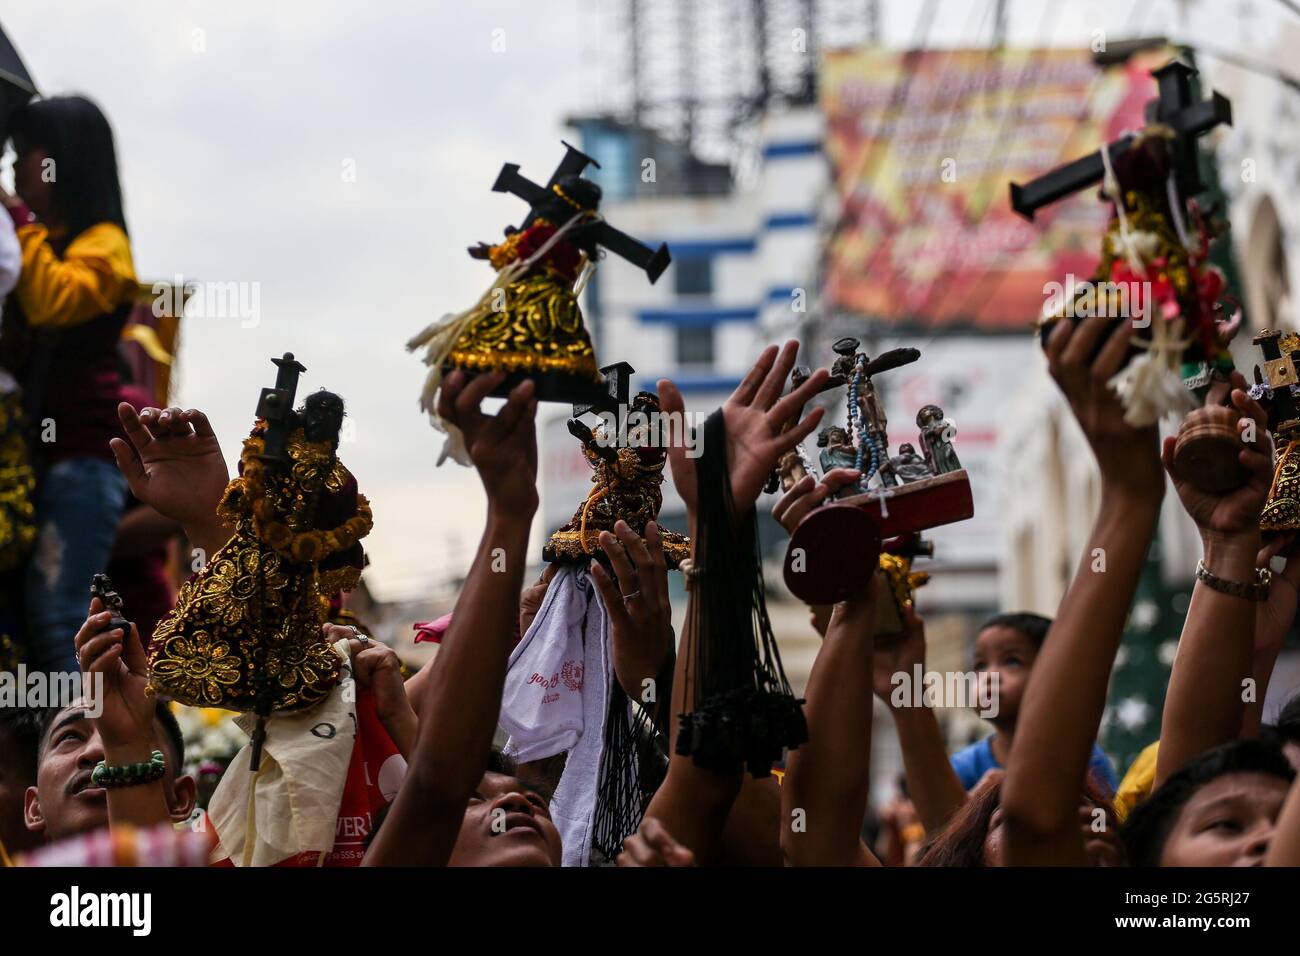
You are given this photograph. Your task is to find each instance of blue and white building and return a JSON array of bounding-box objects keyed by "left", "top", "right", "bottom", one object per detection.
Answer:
[{"left": 539, "top": 110, "right": 829, "bottom": 543}]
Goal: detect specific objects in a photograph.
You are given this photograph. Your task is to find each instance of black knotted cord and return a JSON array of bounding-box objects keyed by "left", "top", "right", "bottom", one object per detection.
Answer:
[{"left": 675, "top": 410, "right": 806, "bottom": 777}]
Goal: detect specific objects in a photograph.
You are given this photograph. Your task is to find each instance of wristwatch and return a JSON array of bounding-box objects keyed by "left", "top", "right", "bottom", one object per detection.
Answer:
[{"left": 1195, "top": 559, "right": 1271, "bottom": 602}]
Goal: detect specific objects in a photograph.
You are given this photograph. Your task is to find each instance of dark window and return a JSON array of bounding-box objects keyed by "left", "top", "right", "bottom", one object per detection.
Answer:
[
  {"left": 673, "top": 257, "right": 713, "bottom": 296},
  {"left": 675, "top": 325, "right": 715, "bottom": 366}
]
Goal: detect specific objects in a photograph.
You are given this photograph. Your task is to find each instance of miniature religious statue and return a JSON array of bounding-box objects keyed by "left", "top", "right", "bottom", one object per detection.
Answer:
[
  {"left": 408, "top": 142, "right": 670, "bottom": 467},
  {"left": 917, "top": 404, "right": 961, "bottom": 475},
  {"left": 825, "top": 338, "right": 920, "bottom": 488},
  {"left": 817, "top": 425, "right": 859, "bottom": 493},
  {"left": 545, "top": 391, "right": 691, "bottom": 567},
  {"left": 90, "top": 573, "right": 130, "bottom": 637},
  {"left": 889, "top": 443, "right": 932, "bottom": 484}
]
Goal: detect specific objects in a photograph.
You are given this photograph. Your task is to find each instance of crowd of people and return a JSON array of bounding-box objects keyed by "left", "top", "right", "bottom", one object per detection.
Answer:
[{"left": 0, "top": 90, "right": 1299, "bottom": 873}]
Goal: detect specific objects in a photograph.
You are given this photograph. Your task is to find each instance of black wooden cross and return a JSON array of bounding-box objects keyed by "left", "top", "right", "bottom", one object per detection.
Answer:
[
  {"left": 572, "top": 360, "right": 634, "bottom": 418},
  {"left": 492, "top": 141, "right": 672, "bottom": 283},
  {"left": 1009, "top": 60, "right": 1231, "bottom": 221},
  {"left": 255, "top": 352, "right": 306, "bottom": 465}
]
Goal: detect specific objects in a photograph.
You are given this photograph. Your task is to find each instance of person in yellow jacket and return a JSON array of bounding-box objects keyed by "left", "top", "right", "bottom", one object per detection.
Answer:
[{"left": 1, "top": 95, "right": 138, "bottom": 672}]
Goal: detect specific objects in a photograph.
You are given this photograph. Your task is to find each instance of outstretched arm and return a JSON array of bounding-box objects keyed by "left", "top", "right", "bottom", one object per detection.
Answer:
[
  {"left": 364, "top": 372, "right": 538, "bottom": 866},
  {"left": 1266, "top": 773, "right": 1300, "bottom": 866},
  {"left": 1156, "top": 381, "right": 1272, "bottom": 787},
  {"left": 1001, "top": 317, "right": 1164, "bottom": 866},
  {"left": 640, "top": 341, "right": 829, "bottom": 863},
  {"left": 1243, "top": 535, "right": 1300, "bottom": 738},
  {"left": 109, "top": 404, "right": 234, "bottom": 559},
  {"left": 873, "top": 606, "right": 968, "bottom": 834},
  {"left": 75, "top": 601, "right": 174, "bottom": 830},
  {"left": 781, "top": 578, "right": 882, "bottom": 866}
]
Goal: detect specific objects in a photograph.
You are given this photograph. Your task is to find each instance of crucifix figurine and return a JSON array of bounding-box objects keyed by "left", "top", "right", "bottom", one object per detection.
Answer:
[
  {"left": 1010, "top": 60, "right": 1230, "bottom": 221},
  {"left": 408, "top": 143, "right": 673, "bottom": 464},
  {"left": 543, "top": 389, "right": 691, "bottom": 569},
  {"left": 90, "top": 573, "right": 131, "bottom": 639},
  {"left": 776, "top": 340, "right": 973, "bottom": 606},
  {"left": 486, "top": 142, "right": 671, "bottom": 283},
  {"left": 1010, "top": 58, "right": 1244, "bottom": 494},
  {"left": 828, "top": 336, "right": 919, "bottom": 488}
]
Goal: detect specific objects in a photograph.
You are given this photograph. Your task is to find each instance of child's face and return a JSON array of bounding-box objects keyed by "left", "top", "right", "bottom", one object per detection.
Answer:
[
  {"left": 1159, "top": 772, "right": 1290, "bottom": 867},
  {"left": 983, "top": 795, "right": 1125, "bottom": 867},
  {"left": 972, "top": 626, "right": 1039, "bottom": 729}
]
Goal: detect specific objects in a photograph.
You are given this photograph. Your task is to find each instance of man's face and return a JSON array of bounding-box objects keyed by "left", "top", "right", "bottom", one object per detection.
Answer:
[
  {"left": 24, "top": 700, "right": 191, "bottom": 842},
  {"left": 447, "top": 771, "right": 562, "bottom": 867},
  {"left": 26, "top": 702, "right": 112, "bottom": 840},
  {"left": 0, "top": 726, "right": 41, "bottom": 855},
  {"left": 1159, "top": 772, "right": 1290, "bottom": 867}
]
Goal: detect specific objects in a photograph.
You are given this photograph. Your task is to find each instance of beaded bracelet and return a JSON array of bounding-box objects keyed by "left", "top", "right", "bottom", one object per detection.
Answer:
[
  {"left": 1195, "top": 560, "right": 1271, "bottom": 602},
  {"left": 91, "top": 750, "right": 166, "bottom": 788}
]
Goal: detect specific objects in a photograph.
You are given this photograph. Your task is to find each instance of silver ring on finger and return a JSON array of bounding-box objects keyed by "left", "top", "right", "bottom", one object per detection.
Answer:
[{"left": 622, "top": 589, "right": 642, "bottom": 602}]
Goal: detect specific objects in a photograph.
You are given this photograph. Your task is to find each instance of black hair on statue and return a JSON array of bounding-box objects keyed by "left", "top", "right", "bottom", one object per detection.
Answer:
[
  {"left": 300, "top": 390, "right": 345, "bottom": 447},
  {"left": 1121, "top": 739, "right": 1295, "bottom": 867}
]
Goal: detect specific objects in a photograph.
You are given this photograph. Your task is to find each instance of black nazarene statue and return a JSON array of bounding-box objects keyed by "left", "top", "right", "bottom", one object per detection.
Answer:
[
  {"left": 407, "top": 142, "right": 669, "bottom": 467},
  {"left": 146, "top": 354, "right": 372, "bottom": 770}
]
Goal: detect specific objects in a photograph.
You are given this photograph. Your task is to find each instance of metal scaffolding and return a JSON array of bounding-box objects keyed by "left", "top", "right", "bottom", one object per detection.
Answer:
[{"left": 588, "top": 0, "right": 881, "bottom": 165}]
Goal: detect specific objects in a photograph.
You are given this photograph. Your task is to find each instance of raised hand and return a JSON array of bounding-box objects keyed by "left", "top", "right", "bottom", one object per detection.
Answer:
[
  {"left": 519, "top": 563, "right": 559, "bottom": 637},
  {"left": 771, "top": 467, "right": 863, "bottom": 535},
  {"left": 109, "top": 404, "right": 233, "bottom": 553},
  {"left": 617, "top": 816, "right": 695, "bottom": 867},
  {"left": 658, "top": 341, "right": 829, "bottom": 520},
  {"left": 74, "top": 597, "right": 154, "bottom": 750},
  {"left": 436, "top": 371, "right": 539, "bottom": 519},
  {"left": 340, "top": 629, "right": 417, "bottom": 758},
  {"left": 1043, "top": 317, "right": 1163, "bottom": 499},
  {"left": 589, "top": 520, "right": 673, "bottom": 703},
  {"left": 1161, "top": 376, "right": 1273, "bottom": 543},
  {"left": 872, "top": 602, "right": 927, "bottom": 705},
  {"left": 1258, "top": 535, "right": 1300, "bottom": 651}
]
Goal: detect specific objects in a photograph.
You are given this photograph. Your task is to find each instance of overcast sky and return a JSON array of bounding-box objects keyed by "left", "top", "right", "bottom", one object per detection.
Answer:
[{"left": 1, "top": 0, "right": 1277, "bottom": 600}]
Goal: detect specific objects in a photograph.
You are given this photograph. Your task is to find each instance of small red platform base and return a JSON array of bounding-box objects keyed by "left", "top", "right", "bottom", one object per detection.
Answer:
[{"left": 782, "top": 470, "right": 974, "bottom": 605}]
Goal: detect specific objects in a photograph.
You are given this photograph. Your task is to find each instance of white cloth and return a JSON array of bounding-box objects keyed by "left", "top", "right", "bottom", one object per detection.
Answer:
[
  {"left": 548, "top": 581, "right": 612, "bottom": 868},
  {"left": 208, "top": 639, "right": 356, "bottom": 867},
  {"left": 498, "top": 565, "right": 617, "bottom": 867},
  {"left": 499, "top": 566, "right": 592, "bottom": 762},
  {"left": 0, "top": 213, "right": 21, "bottom": 306}
]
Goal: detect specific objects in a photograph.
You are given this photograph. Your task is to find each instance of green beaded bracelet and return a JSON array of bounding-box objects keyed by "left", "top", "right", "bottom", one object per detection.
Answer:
[{"left": 90, "top": 750, "right": 166, "bottom": 788}]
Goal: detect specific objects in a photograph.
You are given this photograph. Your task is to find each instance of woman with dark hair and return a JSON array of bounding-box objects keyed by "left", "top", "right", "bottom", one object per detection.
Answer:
[{"left": 0, "top": 94, "right": 137, "bottom": 671}]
